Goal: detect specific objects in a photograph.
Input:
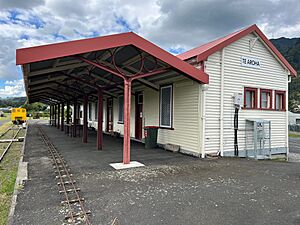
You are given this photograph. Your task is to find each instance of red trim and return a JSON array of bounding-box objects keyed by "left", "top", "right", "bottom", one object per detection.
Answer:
[
  {"left": 178, "top": 24, "right": 297, "bottom": 77},
  {"left": 123, "top": 79, "right": 131, "bottom": 164},
  {"left": 16, "top": 32, "right": 209, "bottom": 84},
  {"left": 61, "top": 102, "right": 64, "bottom": 131},
  {"left": 275, "top": 90, "right": 286, "bottom": 111},
  {"left": 106, "top": 98, "right": 113, "bottom": 132},
  {"left": 83, "top": 95, "right": 88, "bottom": 143},
  {"left": 200, "top": 61, "right": 205, "bottom": 72},
  {"left": 97, "top": 89, "right": 103, "bottom": 150},
  {"left": 135, "top": 92, "right": 143, "bottom": 140},
  {"left": 260, "top": 89, "right": 273, "bottom": 110},
  {"left": 73, "top": 101, "right": 77, "bottom": 137},
  {"left": 244, "top": 87, "right": 258, "bottom": 109}
]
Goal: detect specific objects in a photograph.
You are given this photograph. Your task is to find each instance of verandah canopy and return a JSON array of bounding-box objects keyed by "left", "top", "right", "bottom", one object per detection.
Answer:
[{"left": 16, "top": 31, "right": 209, "bottom": 164}]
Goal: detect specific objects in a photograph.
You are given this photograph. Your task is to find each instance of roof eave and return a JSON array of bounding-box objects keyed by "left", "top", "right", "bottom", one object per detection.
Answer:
[
  {"left": 17, "top": 32, "right": 209, "bottom": 90},
  {"left": 181, "top": 24, "right": 297, "bottom": 77}
]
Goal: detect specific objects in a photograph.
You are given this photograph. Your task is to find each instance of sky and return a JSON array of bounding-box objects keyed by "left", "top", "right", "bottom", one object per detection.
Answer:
[{"left": 0, "top": 0, "right": 300, "bottom": 98}]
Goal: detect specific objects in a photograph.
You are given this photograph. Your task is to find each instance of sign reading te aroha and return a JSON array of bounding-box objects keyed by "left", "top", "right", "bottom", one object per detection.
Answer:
[{"left": 241, "top": 56, "right": 261, "bottom": 69}]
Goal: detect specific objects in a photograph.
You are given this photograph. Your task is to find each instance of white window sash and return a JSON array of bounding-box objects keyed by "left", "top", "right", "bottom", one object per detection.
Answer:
[{"left": 159, "top": 85, "right": 173, "bottom": 128}]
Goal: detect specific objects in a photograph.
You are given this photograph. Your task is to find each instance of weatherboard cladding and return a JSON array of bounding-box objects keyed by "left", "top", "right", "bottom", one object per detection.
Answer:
[
  {"left": 77, "top": 78, "right": 201, "bottom": 155},
  {"left": 75, "top": 30, "right": 288, "bottom": 157},
  {"left": 203, "top": 51, "right": 221, "bottom": 153},
  {"left": 157, "top": 79, "right": 200, "bottom": 154},
  {"left": 204, "top": 32, "right": 288, "bottom": 154}
]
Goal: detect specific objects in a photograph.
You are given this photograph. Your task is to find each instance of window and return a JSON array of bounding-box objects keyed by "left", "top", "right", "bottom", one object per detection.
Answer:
[
  {"left": 88, "top": 103, "right": 92, "bottom": 120},
  {"left": 160, "top": 85, "right": 173, "bottom": 128},
  {"left": 108, "top": 98, "right": 113, "bottom": 107},
  {"left": 244, "top": 87, "right": 258, "bottom": 109},
  {"left": 118, "top": 96, "right": 124, "bottom": 123},
  {"left": 260, "top": 89, "right": 272, "bottom": 109},
  {"left": 138, "top": 94, "right": 143, "bottom": 104},
  {"left": 95, "top": 103, "right": 98, "bottom": 120},
  {"left": 275, "top": 91, "right": 286, "bottom": 111}
]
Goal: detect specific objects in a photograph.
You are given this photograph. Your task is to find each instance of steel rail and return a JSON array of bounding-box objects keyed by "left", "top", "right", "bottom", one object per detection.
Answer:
[
  {"left": 0, "top": 126, "right": 21, "bottom": 163},
  {"left": 39, "top": 129, "right": 76, "bottom": 224},
  {"left": 0, "top": 124, "right": 14, "bottom": 138},
  {"left": 37, "top": 125, "right": 91, "bottom": 224},
  {"left": 39, "top": 126, "right": 90, "bottom": 224}
]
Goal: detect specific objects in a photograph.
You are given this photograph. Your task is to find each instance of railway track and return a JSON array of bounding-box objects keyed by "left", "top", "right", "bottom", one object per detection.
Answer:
[
  {"left": 37, "top": 124, "right": 91, "bottom": 224},
  {"left": 0, "top": 124, "right": 14, "bottom": 138},
  {"left": 0, "top": 124, "right": 22, "bottom": 163}
]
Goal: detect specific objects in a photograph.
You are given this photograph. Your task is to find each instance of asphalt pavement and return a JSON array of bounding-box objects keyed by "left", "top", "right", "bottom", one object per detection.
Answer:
[
  {"left": 12, "top": 122, "right": 300, "bottom": 225},
  {"left": 289, "top": 137, "right": 300, "bottom": 154}
]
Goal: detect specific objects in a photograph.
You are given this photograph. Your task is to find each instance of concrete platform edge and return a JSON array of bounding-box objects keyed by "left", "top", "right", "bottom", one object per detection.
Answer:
[{"left": 7, "top": 125, "right": 29, "bottom": 225}]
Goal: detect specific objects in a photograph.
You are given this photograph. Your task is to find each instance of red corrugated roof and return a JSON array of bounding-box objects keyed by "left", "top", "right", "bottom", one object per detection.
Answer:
[
  {"left": 178, "top": 24, "right": 297, "bottom": 77},
  {"left": 16, "top": 32, "right": 209, "bottom": 83}
]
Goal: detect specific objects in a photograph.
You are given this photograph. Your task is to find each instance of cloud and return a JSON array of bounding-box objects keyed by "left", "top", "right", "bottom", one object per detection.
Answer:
[
  {"left": 0, "top": 0, "right": 44, "bottom": 9},
  {"left": 141, "top": 0, "right": 300, "bottom": 50},
  {"left": 0, "top": 0, "right": 300, "bottom": 97},
  {"left": 0, "top": 79, "right": 25, "bottom": 97}
]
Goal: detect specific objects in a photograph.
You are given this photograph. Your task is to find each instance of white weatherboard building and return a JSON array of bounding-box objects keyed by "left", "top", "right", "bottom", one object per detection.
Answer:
[
  {"left": 288, "top": 111, "right": 300, "bottom": 125},
  {"left": 76, "top": 24, "right": 297, "bottom": 158}
]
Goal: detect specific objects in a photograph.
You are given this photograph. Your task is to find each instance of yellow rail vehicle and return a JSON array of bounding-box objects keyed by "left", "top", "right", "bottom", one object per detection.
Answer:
[{"left": 11, "top": 108, "right": 27, "bottom": 124}]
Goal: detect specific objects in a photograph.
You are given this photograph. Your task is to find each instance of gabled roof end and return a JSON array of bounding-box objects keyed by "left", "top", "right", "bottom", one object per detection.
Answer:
[{"left": 178, "top": 24, "right": 297, "bottom": 77}]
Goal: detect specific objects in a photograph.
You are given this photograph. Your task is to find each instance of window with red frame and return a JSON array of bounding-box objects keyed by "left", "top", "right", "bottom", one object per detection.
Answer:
[
  {"left": 275, "top": 91, "right": 286, "bottom": 111},
  {"left": 244, "top": 87, "right": 257, "bottom": 109},
  {"left": 260, "top": 89, "right": 272, "bottom": 109}
]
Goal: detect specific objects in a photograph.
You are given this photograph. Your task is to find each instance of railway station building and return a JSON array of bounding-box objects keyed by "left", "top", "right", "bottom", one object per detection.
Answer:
[{"left": 16, "top": 24, "right": 296, "bottom": 165}]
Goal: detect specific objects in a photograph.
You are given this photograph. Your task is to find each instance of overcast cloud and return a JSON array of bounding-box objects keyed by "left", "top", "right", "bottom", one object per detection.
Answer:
[{"left": 0, "top": 0, "right": 299, "bottom": 97}]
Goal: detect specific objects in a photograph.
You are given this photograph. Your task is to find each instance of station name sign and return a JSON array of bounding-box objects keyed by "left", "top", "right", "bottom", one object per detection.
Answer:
[{"left": 241, "top": 56, "right": 261, "bottom": 69}]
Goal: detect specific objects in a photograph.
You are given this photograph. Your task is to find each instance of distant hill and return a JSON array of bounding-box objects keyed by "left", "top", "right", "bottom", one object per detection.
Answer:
[
  {"left": 0, "top": 97, "right": 26, "bottom": 108},
  {"left": 270, "top": 37, "right": 300, "bottom": 110}
]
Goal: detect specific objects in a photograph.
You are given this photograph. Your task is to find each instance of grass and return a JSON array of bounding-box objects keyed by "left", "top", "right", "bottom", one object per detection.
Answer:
[
  {"left": 289, "top": 132, "right": 300, "bottom": 138},
  {"left": 0, "top": 122, "right": 12, "bottom": 137},
  {"left": 0, "top": 113, "right": 10, "bottom": 121},
  {"left": 0, "top": 122, "right": 23, "bottom": 225}
]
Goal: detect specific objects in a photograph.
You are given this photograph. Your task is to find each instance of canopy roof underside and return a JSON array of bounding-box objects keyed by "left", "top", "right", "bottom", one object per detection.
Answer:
[{"left": 16, "top": 32, "right": 209, "bottom": 104}]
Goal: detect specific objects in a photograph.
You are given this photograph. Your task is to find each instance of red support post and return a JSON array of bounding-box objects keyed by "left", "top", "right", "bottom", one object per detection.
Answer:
[
  {"left": 73, "top": 100, "right": 77, "bottom": 137},
  {"left": 54, "top": 105, "right": 57, "bottom": 127},
  {"left": 57, "top": 103, "right": 60, "bottom": 129},
  {"left": 50, "top": 105, "right": 52, "bottom": 125},
  {"left": 53, "top": 105, "right": 55, "bottom": 125},
  {"left": 123, "top": 79, "right": 131, "bottom": 164},
  {"left": 83, "top": 95, "right": 88, "bottom": 143},
  {"left": 66, "top": 102, "right": 70, "bottom": 134},
  {"left": 61, "top": 102, "right": 64, "bottom": 131},
  {"left": 51, "top": 105, "right": 54, "bottom": 125},
  {"left": 97, "top": 88, "right": 103, "bottom": 150}
]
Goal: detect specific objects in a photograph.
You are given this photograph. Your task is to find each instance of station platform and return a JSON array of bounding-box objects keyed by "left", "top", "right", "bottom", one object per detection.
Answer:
[
  {"left": 12, "top": 120, "right": 300, "bottom": 225},
  {"left": 12, "top": 120, "right": 197, "bottom": 225},
  {"left": 44, "top": 122, "right": 195, "bottom": 170}
]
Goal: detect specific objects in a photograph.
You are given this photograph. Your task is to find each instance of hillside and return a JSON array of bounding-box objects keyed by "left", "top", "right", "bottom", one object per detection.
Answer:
[
  {"left": 0, "top": 97, "right": 26, "bottom": 108},
  {"left": 270, "top": 37, "right": 300, "bottom": 110}
]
